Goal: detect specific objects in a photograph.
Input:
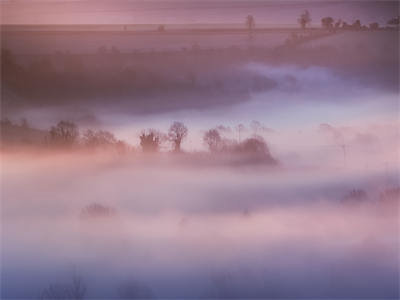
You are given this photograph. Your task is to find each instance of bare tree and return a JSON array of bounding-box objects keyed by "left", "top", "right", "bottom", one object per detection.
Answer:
[
  {"left": 298, "top": 10, "right": 311, "bottom": 30},
  {"left": 82, "top": 129, "right": 117, "bottom": 148},
  {"left": 48, "top": 121, "right": 79, "bottom": 147},
  {"left": 203, "top": 129, "right": 222, "bottom": 152},
  {"left": 40, "top": 272, "right": 86, "bottom": 300},
  {"left": 168, "top": 121, "right": 188, "bottom": 152}
]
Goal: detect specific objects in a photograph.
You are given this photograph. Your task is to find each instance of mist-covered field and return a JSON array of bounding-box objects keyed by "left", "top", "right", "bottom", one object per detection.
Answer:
[
  {"left": 1, "top": 1, "right": 400, "bottom": 299},
  {"left": 2, "top": 151, "right": 399, "bottom": 298}
]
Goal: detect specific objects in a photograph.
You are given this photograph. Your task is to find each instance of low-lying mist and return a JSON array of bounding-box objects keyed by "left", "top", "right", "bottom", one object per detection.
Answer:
[
  {"left": 1, "top": 152, "right": 399, "bottom": 298},
  {"left": 1, "top": 22, "right": 399, "bottom": 300}
]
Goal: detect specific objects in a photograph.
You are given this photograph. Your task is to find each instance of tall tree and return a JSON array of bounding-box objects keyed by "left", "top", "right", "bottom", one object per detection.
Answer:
[
  {"left": 203, "top": 129, "right": 222, "bottom": 152},
  {"left": 321, "top": 17, "right": 334, "bottom": 30},
  {"left": 298, "top": 10, "right": 311, "bottom": 30},
  {"left": 168, "top": 121, "right": 188, "bottom": 152}
]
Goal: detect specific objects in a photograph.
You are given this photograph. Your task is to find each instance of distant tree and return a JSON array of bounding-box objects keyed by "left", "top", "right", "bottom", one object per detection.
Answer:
[
  {"left": 352, "top": 19, "right": 361, "bottom": 30},
  {"left": 229, "top": 136, "right": 277, "bottom": 164},
  {"left": 369, "top": 22, "right": 379, "bottom": 30},
  {"left": 298, "top": 10, "right": 311, "bottom": 30},
  {"left": 40, "top": 272, "right": 86, "bottom": 300},
  {"left": 203, "top": 129, "right": 222, "bottom": 152},
  {"left": 341, "top": 21, "right": 349, "bottom": 29},
  {"left": 80, "top": 203, "right": 116, "bottom": 218},
  {"left": 168, "top": 121, "right": 188, "bottom": 152},
  {"left": 321, "top": 17, "right": 334, "bottom": 30},
  {"left": 235, "top": 137, "right": 267, "bottom": 154},
  {"left": 48, "top": 121, "right": 79, "bottom": 147},
  {"left": 140, "top": 129, "right": 164, "bottom": 152},
  {"left": 82, "top": 129, "right": 117, "bottom": 148},
  {"left": 334, "top": 19, "right": 342, "bottom": 29},
  {"left": 387, "top": 16, "right": 400, "bottom": 26},
  {"left": 246, "top": 15, "right": 255, "bottom": 31},
  {"left": 158, "top": 24, "right": 165, "bottom": 32}
]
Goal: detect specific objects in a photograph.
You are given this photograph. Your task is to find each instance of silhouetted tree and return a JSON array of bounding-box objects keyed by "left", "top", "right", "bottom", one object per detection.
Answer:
[
  {"left": 234, "top": 136, "right": 277, "bottom": 164},
  {"left": 82, "top": 129, "right": 117, "bottom": 148},
  {"left": 352, "top": 19, "right": 361, "bottom": 30},
  {"left": 168, "top": 121, "right": 188, "bottom": 152},
  {"left": 140, "top": 129, "right": 163, "bottom": 152},
  {"left": 203, "top": 129, "right": 222, "bottom": 152},
  {"left": 246, "top": 15, "right": 255, "bottom": 31},
  {"left": 298, "top": 10, "right": 311, "bottom": 30},
  {"left": 40, "top": 272, "right": 86, "bottom": 300},
  {"left": 369, "top": 22, "right": 379, "bottom": 30},
  {"left": 387, "top": 16, "right": 399, "bottom": 26},
  {"left": 48, "top": 121, "right": 79, "bottom": 147},
  {"left": 321, "top": 17, "right": 334, "bottom": 30}
]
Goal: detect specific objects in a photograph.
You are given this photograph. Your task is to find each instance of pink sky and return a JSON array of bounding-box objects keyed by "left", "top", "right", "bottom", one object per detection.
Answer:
[{"left": 1, "top": 0, "right": 397, "bottom": 25}]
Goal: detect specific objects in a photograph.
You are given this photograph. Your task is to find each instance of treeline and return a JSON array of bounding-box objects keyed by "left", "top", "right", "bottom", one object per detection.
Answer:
[
  {"left": 1, "top": 47, "right": 278, "bottom": 106},
  {"left": 245, "top": 10, "right": 399, "bottom": 31},
  {"left": 0, "top": 119, "right": 277, "bottom": 164}
]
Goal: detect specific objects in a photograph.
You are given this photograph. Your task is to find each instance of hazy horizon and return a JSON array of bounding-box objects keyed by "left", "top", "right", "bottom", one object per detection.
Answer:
[{"left": 1, "top": 0, "right": 398, "bottom": 26}]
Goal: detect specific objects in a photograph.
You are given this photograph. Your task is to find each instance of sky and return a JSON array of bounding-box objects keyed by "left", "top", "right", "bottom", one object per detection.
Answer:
[{"left": 1, "top": 0, "right": 398, "bottom": 25}]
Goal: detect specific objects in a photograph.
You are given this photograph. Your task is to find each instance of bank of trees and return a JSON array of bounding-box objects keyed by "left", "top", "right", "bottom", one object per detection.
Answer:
[{"left": 0, "top": 118, "right": 277, "bottom": 164}]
